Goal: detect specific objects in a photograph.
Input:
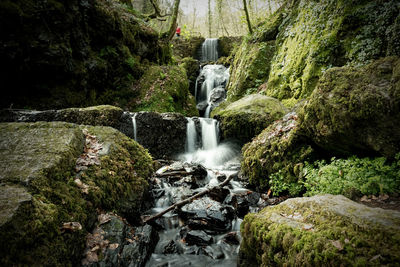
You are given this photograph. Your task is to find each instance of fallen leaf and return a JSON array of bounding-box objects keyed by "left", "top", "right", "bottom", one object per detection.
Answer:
[
  {"left": 360, "top": 195, "right": 370, "bottom": 202},
  {"left": 109, "top": 243, "right": 119, "bottom": 250},
  {"left": 98, "top": 213, "right": 111, "bottom": 225},
  {"left": 62, "top": 222, "right": 82, "bottom": 232},
  {"left": 370, "top": 254, "right": 382, "bottom": 262},
  {"left": 302, "top": 224, "right": 313, "bottom": 230},
  {"left": 331, "top": 240, "right": 344, "bottom": 251},
  {"left": 379, "top": 194, "right": 389, "bottom": 201}
]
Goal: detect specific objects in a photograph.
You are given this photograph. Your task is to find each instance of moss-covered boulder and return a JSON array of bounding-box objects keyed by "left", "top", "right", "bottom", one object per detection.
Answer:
[
  {"left": 228, "top": 0, "right": 400, "bottom": 103},
  {"left": 226, "top": 40, "right": 276, "bottom": 101},
  {"left": 240, "top": 194, "right": 400, "bottom": 266},
  {"left": 0, "top": 0, "right": 169, "bottom": 110},
  {"left": 131, "top": 65, "right": 198, "bottom": 116},
  {"left": 299, "top": 56, "right": 400, "bottom": 158},
  {"left": 241, "top": 112, "right": 315, "bottom": 192},
  {"left": 0, "top": 122, "right": 153, "bottom": 266},
  {"left": 212, "top": 94, "right": 288, "bottom": 144}
]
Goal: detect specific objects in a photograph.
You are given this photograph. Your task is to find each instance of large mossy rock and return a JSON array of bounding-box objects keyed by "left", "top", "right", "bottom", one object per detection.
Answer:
[
  {"left": 131, "top": 65, "right": 198, "bottom": 116},
  {"left": 299, "top": 56, "right": 400, "bottom": 158},
  {"left": 0, "top": 122, "right": 153, "bottom": 266},
  {"left": 212, "top": 94, "right": 288, "bottom": 144},
  {"left": 228, "top": 0, "right": 400, "bottom": 103},
  {"left": 240, "top": 194, "right": 400, "bottom": 266},
  {"left": 241, "top": 112, "right": 315, "bottom": 191},
  {"left": 0, "top": 0, "right": 169, "bottom": 110},
  {"left": 179, "top": 57, "right": 200, "bottom": 96},
  {"left": 218, "top": 36, "right": 243, "bottom": 58}
]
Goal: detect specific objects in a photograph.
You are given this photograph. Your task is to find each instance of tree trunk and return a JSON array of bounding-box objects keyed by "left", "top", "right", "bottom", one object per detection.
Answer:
[
  {"left": 163, "top": 0, "right": 180, "bottom": 40},
  {"left": 242, "top": 0, "right": 253, "bottom": 34}
]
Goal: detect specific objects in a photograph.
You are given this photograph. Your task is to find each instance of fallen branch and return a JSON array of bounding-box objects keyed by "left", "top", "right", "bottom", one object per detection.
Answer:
[{"left": 142, "top": 174, "right": 234, "bottom": 224}]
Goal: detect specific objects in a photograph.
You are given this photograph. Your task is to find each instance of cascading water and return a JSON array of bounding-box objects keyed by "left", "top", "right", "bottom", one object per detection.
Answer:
[
  {"left": 145, "top": 38, "right": 263, "bottom": 267},
  {"left": 185, "top": 118, "right": 197, "bottom": 153},
  {"left": 201, "top": 38, "right": 219, "bottom": 62},
  {"left": 132, "top": 113, "right": 138, "bottom": 141}
]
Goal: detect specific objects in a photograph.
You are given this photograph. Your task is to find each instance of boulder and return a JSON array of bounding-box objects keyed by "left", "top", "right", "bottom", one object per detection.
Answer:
[
  {"left": 212, "top": 94, "right": 288, "bottom": 144},
  {"left": 0, "top": 122, "right": 153, "bottom": 266},
  {"left": 239, "top": 194, "right": 400, "bottom": 266},
  {"left": 179, "top": 197, "right": 234, "bottom": 234},
  {"left": 241, "top": 112, "right": 315, "bottom": 192},
  {"left": 299, "top": 57, "right": 400, "bottom": 158},
  {"left": 130, "top": 112, "right": 188, "bottom": 159}
]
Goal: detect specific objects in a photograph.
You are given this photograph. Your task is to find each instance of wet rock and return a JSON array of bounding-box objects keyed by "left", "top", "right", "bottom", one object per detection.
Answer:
[
  {"left": 208, "top": 86, "right": 226, "bottom": 108},
  {"left": 180, "top": 197, "right": 234, "bottom": 233},
  {"left": 223, "top": 232, "right": 240, "bottom": 245},
  {"left": 120, "top": 225, "right": 159, "bottom": 267},
  {"left": 83, "top": 215, "right": 159, "bottom": 267},
  {"left": 183, "top": 245, "right": 202, "bottom": 255},
  {"left": 208, "top": 186, "right": 230, "bottom": 203},
  {"left": 183, "top": 230, "right": 213, "bottom": 246},
  {"left": 127, "top": 112, "right": 188, "bottom": 159},
  {"left": 156, "top": 162, "right": 208, "bottom": 188},
  {"left": 163, "top": 240, "right": 183, "bottom": 255},
  {"left": 201, "top": 245, "right": 224, "bottom": 259},
  {"left": 196, "top": 101, "right": 209, "bottom": 112}
]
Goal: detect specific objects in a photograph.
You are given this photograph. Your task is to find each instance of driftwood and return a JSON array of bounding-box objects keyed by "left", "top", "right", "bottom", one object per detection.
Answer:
[{"left": 142, "top": 174, "right": 234, "bottom": 224}]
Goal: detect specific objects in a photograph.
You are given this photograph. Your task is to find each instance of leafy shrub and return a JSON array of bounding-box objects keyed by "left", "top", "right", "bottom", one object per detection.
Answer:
[{"left": 302, "top": 154, "right": 400, "bottom": 198}]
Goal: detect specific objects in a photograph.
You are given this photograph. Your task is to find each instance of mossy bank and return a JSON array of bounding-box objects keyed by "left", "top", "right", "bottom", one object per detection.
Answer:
[
  {"left": 226, "top": 0, "right": 400, "bottom": 103},
  {"left": 0, "top": 122, "right": 153, "bottom": 266}
]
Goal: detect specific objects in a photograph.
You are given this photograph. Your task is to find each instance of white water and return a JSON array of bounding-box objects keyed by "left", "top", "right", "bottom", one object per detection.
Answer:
[
  {"left": 200, "top": 118, "right": 218, "bottom": 150},
  {"left": 185, "top": 118, "right": 197, "bottom": 153},
  {"left": 201, "top": 38, "right": 219, "bottom": 62},
  {"left": 132, "top": 113, "right": 138, "bottom": 141},
  {"left": 197, "top": 65, "right": 230, "bottom": 117}
]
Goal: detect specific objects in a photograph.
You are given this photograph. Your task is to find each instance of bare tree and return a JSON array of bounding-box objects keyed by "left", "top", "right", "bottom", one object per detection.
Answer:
[
  {"left": 242, "top": 0, "right": 253, "bottom": 34},
  {"left": 208, "top": 0, "right": 212, "bottom": 37}
]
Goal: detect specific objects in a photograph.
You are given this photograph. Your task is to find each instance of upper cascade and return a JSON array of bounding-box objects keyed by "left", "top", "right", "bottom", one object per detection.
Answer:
[{"left": 201, "top": 38, "right": 219, "bottom": 62}]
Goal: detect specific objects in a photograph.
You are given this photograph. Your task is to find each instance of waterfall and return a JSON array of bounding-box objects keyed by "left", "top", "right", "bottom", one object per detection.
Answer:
[
  {"left": 132, "top": 113, "right": 138, "bottom": 141},
  {"left": 200, "top": 118, "right": 218, "bottom": 150},
  {"left": 185, "top": 118, "right": 197, "bottom": 152},
  {"left": 197, "top": 64, "right": 230, "bottom": 117},
  {"left": 201, "top": 38, "right": 219, "bottom": 62}
]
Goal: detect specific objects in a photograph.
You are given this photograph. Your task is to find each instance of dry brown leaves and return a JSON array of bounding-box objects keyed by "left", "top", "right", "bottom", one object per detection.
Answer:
[
  {"left": 61, "top": 222, "right": 82, "bottom": 232},
  {"left": 74, "top": 129, "right": 103, "bottom": 194}
]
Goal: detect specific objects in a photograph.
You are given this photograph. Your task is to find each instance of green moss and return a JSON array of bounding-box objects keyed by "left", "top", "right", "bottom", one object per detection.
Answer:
[
  {"left": 226, "top": 40, "right": 276, "bottom": 101},
  {"left": 0, "top": 122, "right": 154, "bottom": 265},
  {"left": 241, "top": 113, "right": 315, "bottom": 192},
  {"left": 131, "top": 65, "right": 199, "bottom": 116},
  {"left": 229, "top": 0, "right": 399, "bottom": 104},
  {"left": 212, "top": 94, "right": 288, "bottom": 144},
  {"left": 240, "top": 195, "right": 400, "bottom": 266}
]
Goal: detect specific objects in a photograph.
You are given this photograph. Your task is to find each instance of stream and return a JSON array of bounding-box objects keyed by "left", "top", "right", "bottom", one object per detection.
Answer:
[{"left": 130, "top": 39, "right": 268, "bottom": 266}]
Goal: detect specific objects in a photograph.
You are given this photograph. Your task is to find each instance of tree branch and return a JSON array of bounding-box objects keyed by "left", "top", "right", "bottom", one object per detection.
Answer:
[{"left": 142, "top": 174, "right": 234, "bottom": 224}]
